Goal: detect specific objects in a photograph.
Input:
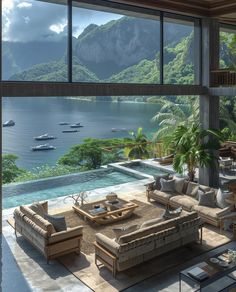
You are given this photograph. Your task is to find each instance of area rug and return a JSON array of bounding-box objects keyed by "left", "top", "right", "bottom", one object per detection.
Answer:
[{"left": 8, "top": 200, "right": 232, "bottom": 292}]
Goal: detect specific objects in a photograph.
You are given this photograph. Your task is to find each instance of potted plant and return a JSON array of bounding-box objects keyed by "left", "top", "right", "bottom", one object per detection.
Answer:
[{"left": 164, "top": 123, "right": 221, "bottom": 182}]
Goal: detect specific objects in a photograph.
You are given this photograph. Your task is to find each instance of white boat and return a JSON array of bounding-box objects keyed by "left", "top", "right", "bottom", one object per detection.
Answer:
[
  {"left": 70, "top": 123, "right": 84, "bottom": 128},
  {"left": 3, "top": 120, "right": 15, "bottom": 127},
  {"left": 59, "top": 122, "right": 69, "bottom": 125},
  {"left": 31, "top": 144, "right": 56, "bottom": 151},
  {"left": 34, "top": 133, "right": 57, "bottom": 141}
]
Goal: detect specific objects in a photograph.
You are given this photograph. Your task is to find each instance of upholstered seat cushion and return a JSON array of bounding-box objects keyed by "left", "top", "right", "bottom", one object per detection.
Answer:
[
  {"left": 192, "top": 205, "right": 222, "bottom": 220},
  {"left": 169, "top": 195, "right": 198, "bottom": 211},
  {"left": 150, "top": 190, "right": 177, "bottom": 204}
]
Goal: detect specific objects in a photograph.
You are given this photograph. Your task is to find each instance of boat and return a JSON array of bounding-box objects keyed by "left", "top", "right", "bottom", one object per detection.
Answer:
[
  {"left": 70, "top": 123, "right": 84, "bottom": 128},
  {"left": 34, "top": 133, "right": 57, "bottom": 141},
  {"left": 31, "top": 144, "right": 56, "bottom": 151},
  {"left": 3, "top": 120, "right": 15, "bottom": 127},
  {"left": 62, "top": 129, "right": 79, "bottom": 133},
  {"left": 59, "top": 122, "right": 69, "bottom": 125}
]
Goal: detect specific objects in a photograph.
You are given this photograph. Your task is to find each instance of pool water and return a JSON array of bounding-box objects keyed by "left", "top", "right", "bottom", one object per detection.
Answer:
[
  {"left": 125, "top": 162, "right": 171, "bottom": 177},
  {"left": 3, "top": 170, "right": 139, "bottom": 209}
]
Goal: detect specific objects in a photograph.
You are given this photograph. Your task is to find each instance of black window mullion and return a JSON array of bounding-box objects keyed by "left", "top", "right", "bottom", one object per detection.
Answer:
[
  {"left": 68, "top": 0, "right": 72, "bottom": 82},
  {"left": 160, "top": 12, "right": 164, "bottom": 85}
]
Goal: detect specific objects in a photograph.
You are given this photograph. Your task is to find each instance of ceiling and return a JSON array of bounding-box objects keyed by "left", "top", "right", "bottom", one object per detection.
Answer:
[{"left": 110, "top": 0, "right": 236, "bottom": 24}]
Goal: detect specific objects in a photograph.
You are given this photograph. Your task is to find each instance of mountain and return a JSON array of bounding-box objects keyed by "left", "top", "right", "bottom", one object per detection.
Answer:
[
  {"left": 2, "top": 40, "right": 67, "bottom": 80},
  {"left": 74, "top": 16, "right": 191, "bottom": 79},
  {"left": 5, "top": 16, "right": 194, "bottom": 84}
]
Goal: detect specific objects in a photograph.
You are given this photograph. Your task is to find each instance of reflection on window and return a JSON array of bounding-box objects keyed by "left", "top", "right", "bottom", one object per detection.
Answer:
[
  {"left": 220, "top": 26, "right": 236, "bottom": 69},
  {"left": 72, "top": 3, "right": 160, "bottom": 83},
  {"left": 2, "top": 0, "right": 68, "bottom": 81},
  {"left": 163, "top": 16, "right": 196, "bottom": 85}
]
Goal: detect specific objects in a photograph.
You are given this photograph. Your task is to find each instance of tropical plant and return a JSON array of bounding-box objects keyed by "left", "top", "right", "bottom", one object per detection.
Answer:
[
  {"left": 2, "top": 154, "right": 26, "bottom": 184},
  {"left": 124, "top": 127, "right": 150, "bottom": 159},
  {"left": 164, "top": 123, "right": 221, "bottom": 181},
  {"left": 151, "top": 96, "right": 199, "bottom": 140}
]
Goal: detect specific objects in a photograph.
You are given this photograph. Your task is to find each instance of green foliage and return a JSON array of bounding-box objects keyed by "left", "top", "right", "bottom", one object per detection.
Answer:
[
  {"left": 164, "top": 123, "right": 221, "bottom": 181},
  {"left": 14, "top": 164, "right": 81, "bottom": 182},
  {"left": 58, "top": 137, "right": 133, "bottom": 170},
  {"left": 221, "top": 127, "right": 236, "bottom": 142},
  {"left": 124, "top": 127, "right": 151, "bottom": 159},
  {"left": 2, "top": 154, "right": 26, "bottom": 184}
]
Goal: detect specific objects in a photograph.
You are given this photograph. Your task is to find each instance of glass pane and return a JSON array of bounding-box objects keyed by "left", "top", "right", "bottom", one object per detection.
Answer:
[
  {"left": 2, "top": 0, "right": 68, "bottom": 81},
  {"left": 163, "top": 16, "right": 197, "bottom": 84},
  {"left": 220, "top": 26, "right": 236, "bottom": 69},
  {"left": 72, "top": 2, "right": 160, "bottom": 83}
]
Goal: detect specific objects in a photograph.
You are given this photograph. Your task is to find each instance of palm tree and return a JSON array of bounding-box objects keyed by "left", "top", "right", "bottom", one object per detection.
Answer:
[
  {"left": 164, "top": 123, "right": 221, "bottom": 181},
  {"left": 151, "top": 96, "right": 199, "bottom": 141},
  {"left": 124, "top": 127, "right": 150, "bottom": 159}
]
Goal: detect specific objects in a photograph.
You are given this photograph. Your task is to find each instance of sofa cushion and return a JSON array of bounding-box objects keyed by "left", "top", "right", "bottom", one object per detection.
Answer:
[
  {"left": 44, "top": 214, "right": 67, "bottom": 232},
  {"left": 20, "top": 206, "right": 37, "bottom": 220},
  {"left": 186, "top": 182, "right": 199, "bottom": 197},
  {"left": 30, "top": 203, "right": 46, "bottom": 217},
  {"left": 113, "top": 225, "right": 140, "bottom": 242},
  {"left": 199, "top": 185, "right": 211, "bottom": 193},
  {"left": 140, "top": 217, "right": 164, "bottom": 229},
  {"left": 151, "top": 190, "right": 175, "bottom": 204},
  {"left": 198, "top": 191, "right": 216, "bottom": 208},
  {"left": 193, "top": 205, "right": 222, "bottom": 220},
  {"left": 174, "top": 178, "right": 186, "bottom": 194},
  {"left": 154, "top": 174, "right": 170, "bottom": 190},
  {"left": 169, "top": 195, "right": 198, "bottom": 211},
  {"left": 216, "top": 189, "right": 232, "bottom": 209},
  {"left": 160, "top": 178, "right": 175, "bottom": 192}
]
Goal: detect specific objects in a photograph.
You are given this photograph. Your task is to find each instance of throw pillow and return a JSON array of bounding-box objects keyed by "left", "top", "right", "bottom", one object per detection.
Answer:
[
  {"left": 163, "top": 206, "right": 182, "bottom": 220},
  {"left": 44, "top": 214, "right": 67, "bottom": 232},
  {"left": 196, "top": 189, "right": 205, "bottom": 201},
  {"left": 160, "top": 178, "right": 175, "bottom": 192},
  {"left": 186, "top": 182, "right": 199, "bottom": 197},
  {"left": 198, "top": 191, "right": 216, "bottom": 208},
  {"left": 113, "top": 224, "right": 139, "bottom": 242},
  {"left": 140, "top": 217, "right": 164, "bottom": 229},
  {"left": 216, "top": 189, "right": 232, "bottom": 209},
  {"left": 174, "top": 177, "right": 186, "bottom": 194},
  {"left": 199, "top": 185, "right": 211, "bottom": 193},
  {"left": 30, "top": 203, "right": 46, "bottom": 217},
  {"left": 153, "top": 174, "right": 170, "bottom": 190}
]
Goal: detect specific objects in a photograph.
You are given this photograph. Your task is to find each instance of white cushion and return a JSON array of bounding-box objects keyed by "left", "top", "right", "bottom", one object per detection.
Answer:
[{"left": 216, "top": 189, "right": 232, "bottom": 209}]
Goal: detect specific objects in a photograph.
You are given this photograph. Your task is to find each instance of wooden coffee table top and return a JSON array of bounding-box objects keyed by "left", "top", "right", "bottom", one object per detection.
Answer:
[{"left": 72, "top": 198, "right": 139, "bottom": 224}]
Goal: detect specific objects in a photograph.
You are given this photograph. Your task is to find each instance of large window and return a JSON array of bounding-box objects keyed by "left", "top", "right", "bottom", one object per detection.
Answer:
[
  {"left": 2, "top": 0, "right": 68, "bottom": 81},
  {"left": 1, "top": 1, "right": 201, "bottom": 84},
  {"left": 72, "top": 2, "right": 160, "bottom": 83},
  {"left": 163, "top": 14, "right": 200, "bottom": 84},
  {"left": 220, "top": 25, "right": 236, "bottom": 69}
]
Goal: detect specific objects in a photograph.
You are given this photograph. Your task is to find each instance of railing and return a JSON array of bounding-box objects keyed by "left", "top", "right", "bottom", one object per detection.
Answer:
[{"left": 211, "top": 69, "right": 236, "bottom": 87}]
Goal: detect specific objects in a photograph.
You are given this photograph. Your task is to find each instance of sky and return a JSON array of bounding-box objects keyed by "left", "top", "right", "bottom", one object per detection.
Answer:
[{"left": 2, "top": 0, "right": 122, "bottom": 42}]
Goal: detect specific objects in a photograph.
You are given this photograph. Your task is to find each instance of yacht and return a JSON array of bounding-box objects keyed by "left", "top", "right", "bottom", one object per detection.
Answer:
[
  {"left": 3, "top": 120, "right": 15, "bottom": 127},
  {"left": 59, "top": 122, "right": 69, "bottom": 125},
  {"left": 31, "top": 144, "right": 56, "bottom": 151},
  {"left": 62, "top": 129, "right": 79, "bottom": 133},
  {"left": 70, "top": 123, "right": 84, "bottom": 128},
  {"left": 34, "top": 133, "right": 57, "bottom": 141}
]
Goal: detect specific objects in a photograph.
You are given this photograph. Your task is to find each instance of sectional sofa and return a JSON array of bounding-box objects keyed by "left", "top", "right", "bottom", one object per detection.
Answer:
[
  {"left": 147, "top": 180, "right": 233, "bottom": 227},
  {"left": 14, "top": 201, "right": 83, "bottom": 261},
  {"left": 94, "top": 211, "right": 200, "bottom": 276}
]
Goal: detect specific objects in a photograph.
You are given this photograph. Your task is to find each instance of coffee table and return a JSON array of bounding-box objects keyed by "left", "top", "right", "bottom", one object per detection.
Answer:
[
  {"left": 179, "top": 250, "right": 236, "bottom": 291},
  {"left": 72, "top": 198, "right": 139, "bottom": 225}
]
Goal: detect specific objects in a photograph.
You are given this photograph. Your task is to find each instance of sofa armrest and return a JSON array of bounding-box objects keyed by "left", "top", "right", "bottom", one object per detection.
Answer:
[
  {"left": 48, "top": 226, "right": 83, "bottom": 244},
  {"left": 216, "top": 205, "right": 234, "bottom": 217},
  {"left": 95, "top": 233, "right": 119, "bottom": 256}
]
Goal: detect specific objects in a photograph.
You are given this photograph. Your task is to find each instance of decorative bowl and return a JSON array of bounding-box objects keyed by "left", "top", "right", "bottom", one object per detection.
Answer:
[
  {"left": 106, "top": 193, "right": 118, "bottom": 202},
  {"left": 210, "top": 258, "right": 219, "bottom": 264}
]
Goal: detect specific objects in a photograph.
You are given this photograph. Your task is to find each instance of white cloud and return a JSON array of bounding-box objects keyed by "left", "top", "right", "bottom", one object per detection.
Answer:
[
  {"left": 17, "top": 2, "right": 32, "bottom": 9},
  {"left": 50, "top": 22, "right": 67, "bottom": 34}
]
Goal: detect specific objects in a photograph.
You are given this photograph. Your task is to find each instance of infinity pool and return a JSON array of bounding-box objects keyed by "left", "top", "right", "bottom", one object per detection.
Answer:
[
  {"left": 3, "top": 169, "right": 141, "bottom": 209},
  {"left": 124, "top": 161, "right": 172, "bottom": 177}
]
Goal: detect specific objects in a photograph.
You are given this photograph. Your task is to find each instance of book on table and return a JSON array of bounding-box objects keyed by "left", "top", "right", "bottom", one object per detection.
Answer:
[
  {"left": 89, "top": 207, "right": 107, "bottom": 216},
  {"left": 187, "top": 267, "right": 209, "bottom": 281}
]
